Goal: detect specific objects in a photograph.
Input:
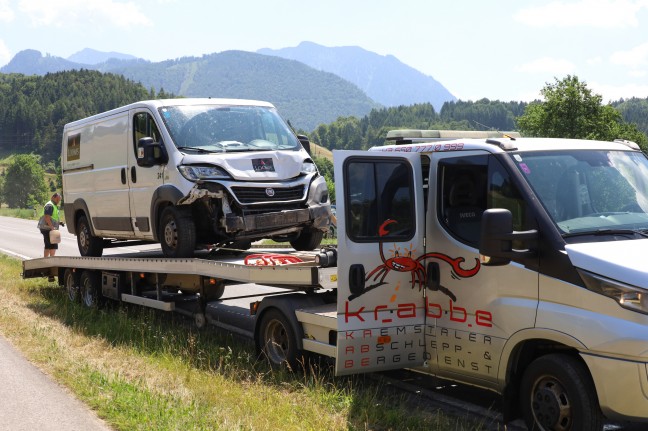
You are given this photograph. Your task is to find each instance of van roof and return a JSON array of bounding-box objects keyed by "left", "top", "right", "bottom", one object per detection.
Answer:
[{"left": 63, "top": 98, "right": 276, "bottom": 129}]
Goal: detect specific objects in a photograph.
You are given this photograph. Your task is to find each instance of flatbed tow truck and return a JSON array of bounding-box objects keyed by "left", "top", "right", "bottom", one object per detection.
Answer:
[{"left": 23, "top": 130, "right": 648, "bottom": 430}]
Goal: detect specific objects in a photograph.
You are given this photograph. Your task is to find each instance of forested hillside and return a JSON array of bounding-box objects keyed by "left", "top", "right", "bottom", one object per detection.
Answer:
[
  {"left": 0, "top": 70, "right": 171, "bottom": 162},
  {"left": 310, "top": 99, "right": 529, "bottom": 150},
  {"left": 613, "top": 98, "right": 648, "bottom": 136}
]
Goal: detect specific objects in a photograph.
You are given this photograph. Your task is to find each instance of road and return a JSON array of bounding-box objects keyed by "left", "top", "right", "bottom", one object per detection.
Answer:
[{"left": 0, "top": 216, "right": 159, "bottom": 431}]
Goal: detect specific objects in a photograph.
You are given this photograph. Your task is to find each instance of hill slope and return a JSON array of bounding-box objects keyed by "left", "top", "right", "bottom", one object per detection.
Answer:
[
  {"left": 258, "top": 41, "right": 456, "bottom": 111},
  {"left": 1, "top": 49, "right": 381, "bottom": 131}
]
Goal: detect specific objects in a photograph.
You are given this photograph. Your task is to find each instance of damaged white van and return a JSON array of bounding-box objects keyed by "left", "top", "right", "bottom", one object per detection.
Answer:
[{"left": 61, "top": 98, "right": 331, "bottom": 257}]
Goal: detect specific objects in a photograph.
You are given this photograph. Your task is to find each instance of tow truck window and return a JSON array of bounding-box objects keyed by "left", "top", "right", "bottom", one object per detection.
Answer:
[
  {"left": 439, "top": 155, "right": 525, "bottom": 247},
  {"left": 344, "top": 158, "right": 415, "bottom": 242}
]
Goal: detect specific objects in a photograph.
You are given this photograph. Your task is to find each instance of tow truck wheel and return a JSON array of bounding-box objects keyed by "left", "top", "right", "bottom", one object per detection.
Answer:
[
  {"left": 77, "top": 215, "right": 104, "bottom": 257},
  {"left": 63, "top": 268, "right": 79, "bottom": 303},
  {"left": 520, "top": 354, "right": 603, "bottom": 431},
  {"left": 79, "top": 270, "right": 102, "bottom": 309},
  {"left": 159, "top": 206, "right": 196, "bottom": 258},
  {"left": 194, "top": 312, "right": 206, "bottom": 329},
  {"left": 258, "top": 309, "right": 300, "bottom": 369},
  {"left": 289, "top": 228, "right": 324, "bottom": 251}
]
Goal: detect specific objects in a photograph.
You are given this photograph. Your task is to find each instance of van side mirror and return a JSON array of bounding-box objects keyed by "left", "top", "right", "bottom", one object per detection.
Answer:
[
  {"left": 137, "top": 137, "right": 168, "bottom": 167},
  {"left": 297, "top": 134, "right": 311, "bottom": 155},
  {"left": 479, "top": 209, "right": 537, "bottom": 266}
]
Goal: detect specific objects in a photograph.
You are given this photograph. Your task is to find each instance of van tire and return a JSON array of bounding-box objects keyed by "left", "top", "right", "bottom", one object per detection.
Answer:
[
  {"left": 159, "top": 206, "right": 196, "bottom": 258},
  {"left": 289, "top": 228, "right": 324, "bottom": 251},
  {"left": 77, "top": 215, "right": 104, "bottom": 257},
  {"left": 520, "top": 353, "right": 603, "bottom": 431}
]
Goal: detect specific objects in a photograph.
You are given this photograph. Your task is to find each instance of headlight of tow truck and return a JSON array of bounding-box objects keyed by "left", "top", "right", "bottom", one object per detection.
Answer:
[
  {"left": 178, "top": 165, "right": 231, "bottom": 181},
  {"left": 578, "top": 269, "right": 648, "bottom": 314},
  {"left": 301, "top": 161, "right": 317, "bottom": 175}
]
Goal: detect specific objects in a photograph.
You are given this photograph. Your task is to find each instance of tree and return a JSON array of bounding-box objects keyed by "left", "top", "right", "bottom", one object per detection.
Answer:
[
  {"left": 3, "top": 154, "right": 48, "bottom": 209},
  {"left": 518, "top": 75, "right": 648, "bottom": 149}
]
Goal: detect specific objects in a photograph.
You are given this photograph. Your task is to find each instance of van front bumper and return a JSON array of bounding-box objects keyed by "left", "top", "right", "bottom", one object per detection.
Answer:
[
  {"left": 224, "top": 203, "right": 330, "bottom": 233},
  {"left": 582, "top": 353, "right": 648, "bottom": 422}
]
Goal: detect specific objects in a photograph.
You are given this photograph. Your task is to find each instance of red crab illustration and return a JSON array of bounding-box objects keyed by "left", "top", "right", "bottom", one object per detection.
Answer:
[{"left": 355, "top": 219, "right": 480, "bottom": 300}]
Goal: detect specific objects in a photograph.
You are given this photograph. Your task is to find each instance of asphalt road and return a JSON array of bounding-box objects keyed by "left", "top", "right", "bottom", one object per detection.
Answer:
[{"left": 0, "top": 215, "right": 159, "bottom": 431}]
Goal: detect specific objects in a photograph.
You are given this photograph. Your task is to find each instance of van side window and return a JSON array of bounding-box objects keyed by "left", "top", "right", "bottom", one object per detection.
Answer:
[
  {"left": 345, "top": 158, "right": 415, "bottom": 242},
  {"left": 133, "top": 112, "right": 162, "bottom": 155},
  {"left": 439, "top": 155, "right": 525, "bottom": 247}
]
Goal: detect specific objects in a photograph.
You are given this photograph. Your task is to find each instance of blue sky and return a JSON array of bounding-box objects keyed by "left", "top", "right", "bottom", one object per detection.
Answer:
[{"left": 1, "top": 0, "right": 648, "bottom": 103}]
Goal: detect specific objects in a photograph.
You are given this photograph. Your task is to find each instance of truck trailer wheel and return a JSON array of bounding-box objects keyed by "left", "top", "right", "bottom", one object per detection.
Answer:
[
  {"left": 63, "top": 268, "right": 79, "bottom": 303},
  {"left": 79, "top": 270, "right": 102, "bottom": 309},
  {"left": 520, "top": 353, "right": 603, "bottom": 431},
  {"left": 77, "top": 215, "right": 104, "bottom": 257},
  {"left": 289, "top": 228, "right": 324, "bottom": 251},
  {"left": 257, "top": 309, "right": 300, "bottom": 369},
  {"left": 159, "top": 206, "right": 196, "bottom": 258}
]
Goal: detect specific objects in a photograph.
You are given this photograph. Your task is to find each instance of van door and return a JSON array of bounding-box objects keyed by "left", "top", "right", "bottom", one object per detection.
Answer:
[
  {"left": 334, "top": 150, "right": 427, "bottom": 376},
  {"left": 127, "top": 110, "right": 166, "bottom": 239},
  {"left": 424, "top": 151, "right": 539, "bottom": 387}
]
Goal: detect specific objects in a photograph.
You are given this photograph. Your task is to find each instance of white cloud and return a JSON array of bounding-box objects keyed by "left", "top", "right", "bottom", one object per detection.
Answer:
[
  {"left": 0, "top": 39, "right": 11, "bottom": 67},
  {"left": 610, "top": 41, "right": 648, "bottom": 67},
  {"left": 514, "top": 0, "right": 648, "bottom": 28},
  {"left": 18, "top": 0, "right": 151, "bottom": 28},
  {"left": 516, "top": 57, "right": 576, "bottom": 74},
  {"left": 587, "top": 56, "right": 603, "bottom": 65},
  {"left": 590, "top": 81, "right": 648, "bottom": 101},
  {"left": 0, "top": 0, "right": 14, "bottom": 22}
]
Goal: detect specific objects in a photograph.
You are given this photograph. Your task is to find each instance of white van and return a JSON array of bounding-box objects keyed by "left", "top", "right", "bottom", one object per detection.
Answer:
[{"left": 61, "top": 98, "right": 331, "bottom": 257}]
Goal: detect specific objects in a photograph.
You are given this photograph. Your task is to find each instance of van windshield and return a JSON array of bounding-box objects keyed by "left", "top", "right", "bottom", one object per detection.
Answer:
[
  {"left": 512, "top": 150, "right": 648, "bottom": 236},
  {"left": 158, "top": 104, "right": 301, "bottom": 153}
]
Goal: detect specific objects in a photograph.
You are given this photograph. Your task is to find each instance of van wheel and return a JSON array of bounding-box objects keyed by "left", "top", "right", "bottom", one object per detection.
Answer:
[
  {"left": 79, "top": 270, "right": 102, "bottom": 309},
  {"left": 63, "top": 268, "right": 79, "bottom": 303},
  {"left": 289, "top": 228, "right": 324, "bottom": 251},
  {"left": 520, "top": 354, "right": 603, "bottom": 431},
  {"left": 257, "top": 309, "right": 300, "bottom": 370},
  {"left": 159, "top": 206, "right": 196, "bottom": 258},
  {"left": 77, "top": 215, "right": 104, "bottom": 257}
]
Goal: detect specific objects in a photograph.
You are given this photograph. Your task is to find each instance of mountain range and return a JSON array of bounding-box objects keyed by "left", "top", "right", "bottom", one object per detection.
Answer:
[{"left": 1, "top": 44, "right": 456, "bottom": 131}]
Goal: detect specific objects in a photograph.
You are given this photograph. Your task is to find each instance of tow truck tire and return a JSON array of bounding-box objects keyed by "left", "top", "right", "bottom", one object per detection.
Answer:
[
  {"left": 159, "top": 206, "right": 196, "bottom": 258},
  {"left": 289, "top": 228, "right": 324, "bottom": 251},
  {"left": 520, "top": 353, "right": 603, "bottom": 431},
  {"left": 63, "top": 268, "right": 79, "bottom": 303},
  {"left": 257, "top": 309, "right": 300, "bottom": 370},
  {"left": 79, "top": 270, "right": 102, "bottom": 309},
  {"left": 77, "top": 215, "right": 104, "bottom": 257}
]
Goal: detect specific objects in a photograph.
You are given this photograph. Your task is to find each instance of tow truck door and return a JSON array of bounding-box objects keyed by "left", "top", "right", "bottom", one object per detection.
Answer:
[{"left": 333, "top": 150, "right": 427, "bottom": 376}]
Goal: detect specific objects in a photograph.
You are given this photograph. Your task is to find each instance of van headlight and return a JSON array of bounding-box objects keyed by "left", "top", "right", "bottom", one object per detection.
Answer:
[
  {"left": 178, "top": 165, "right": 230, "bottom": 181},
  {"left": 578, "top": 269, "right": 648, "bottom": 315},
  {"left": 301, "top": 161, "right": 317, "bottom": 174}
]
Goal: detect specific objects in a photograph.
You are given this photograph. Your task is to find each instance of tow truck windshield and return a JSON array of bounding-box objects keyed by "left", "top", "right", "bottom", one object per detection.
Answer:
[{"left": 512, "top": 149, "right": 648, "bottom": 237}]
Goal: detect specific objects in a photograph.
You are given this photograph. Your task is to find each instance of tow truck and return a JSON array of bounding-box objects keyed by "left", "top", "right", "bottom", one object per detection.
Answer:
[{"left": 24, "top": 130, "right": 648, "bottom": 430}]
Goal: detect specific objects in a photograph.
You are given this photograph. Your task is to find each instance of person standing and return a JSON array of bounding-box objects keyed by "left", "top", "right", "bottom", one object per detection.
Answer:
[{"left": 38, "top": 192, "right": 63, "bottom": 258}]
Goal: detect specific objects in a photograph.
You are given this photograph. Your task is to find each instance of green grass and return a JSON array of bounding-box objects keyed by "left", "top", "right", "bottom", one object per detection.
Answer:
[
  {"left": 0, "top": 255, "right": 486, "bottom": 430},
  {"left": 0, "top": 207, "right": 39, "bottom": 219}
]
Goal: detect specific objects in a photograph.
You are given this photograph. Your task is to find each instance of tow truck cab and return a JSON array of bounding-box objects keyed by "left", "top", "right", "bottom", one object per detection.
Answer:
[{"left": 334, "top": 130, "right": 648, "bottom": 428}]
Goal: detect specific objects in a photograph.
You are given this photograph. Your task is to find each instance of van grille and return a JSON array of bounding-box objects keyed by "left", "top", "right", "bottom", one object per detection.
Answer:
[{"left": 231, "top": 185, "right": 306, "bottom": 204}]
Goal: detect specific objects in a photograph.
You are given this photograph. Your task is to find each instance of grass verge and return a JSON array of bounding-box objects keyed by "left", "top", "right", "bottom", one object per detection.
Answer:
[{"left": 0, "top": 255, "right": 486, "bottom": 430}]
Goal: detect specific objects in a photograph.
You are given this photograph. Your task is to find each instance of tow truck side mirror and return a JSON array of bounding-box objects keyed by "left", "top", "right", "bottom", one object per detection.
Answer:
[
  {"left": 479, "top": 209, "right": 538, "bottom": 266},
  {"left": 137, "top": 137, "right": 168, "bottom": 167}
]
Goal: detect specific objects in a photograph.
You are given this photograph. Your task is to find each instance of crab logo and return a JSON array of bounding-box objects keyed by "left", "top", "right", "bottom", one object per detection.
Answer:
[{"left": 351, "top": 219, "right": 480, "bottom": 300}]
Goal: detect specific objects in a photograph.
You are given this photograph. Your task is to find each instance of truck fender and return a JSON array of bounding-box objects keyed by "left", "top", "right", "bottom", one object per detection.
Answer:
[
  {"left": 63, "top": 199, "right": 94, "bottom": 236},
  {"left": 150, "top": 185, "right": 185, "bottom": 241},
  {"left": 498, "top": 328, "right": 587, "bottom": 422},
  {"left": 254, "top": 293, "right": 327, "bottom": 352}
]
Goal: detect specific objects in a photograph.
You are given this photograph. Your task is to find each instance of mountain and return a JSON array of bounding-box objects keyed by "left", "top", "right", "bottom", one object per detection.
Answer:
[
  {"left": 1, "top": 49, "right": 86, "bottom": 75},
  {"left": 1, "top": 49, "right": 380, "bottom": 131},
  {"left": 67, "top": 48, "right": 138, "bottom": 65},
  {"left": 258, "top": 41, "right": 456, "bottom": 111}
]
